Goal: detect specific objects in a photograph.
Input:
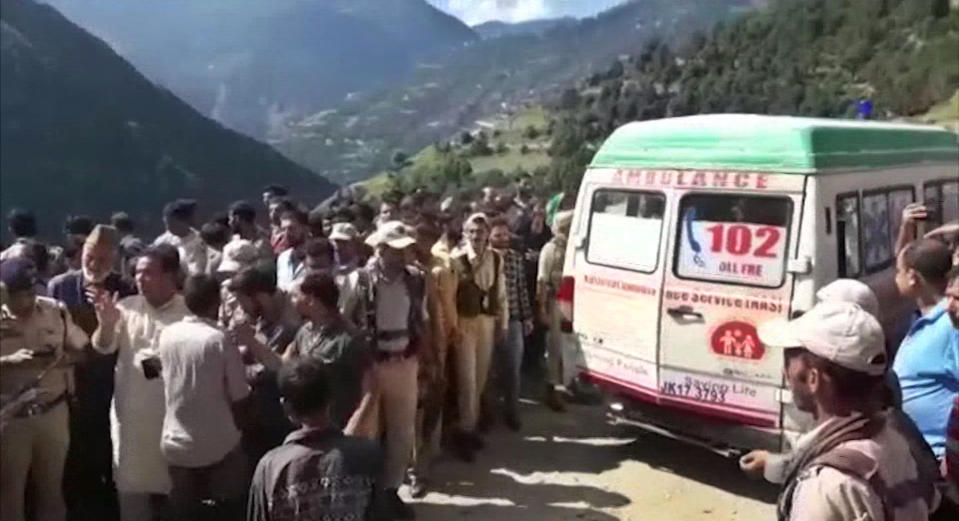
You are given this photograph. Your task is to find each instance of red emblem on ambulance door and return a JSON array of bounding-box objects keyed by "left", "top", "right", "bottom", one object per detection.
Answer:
[{"left": 710, "top": 321, "right": 764, "bottom": 360}]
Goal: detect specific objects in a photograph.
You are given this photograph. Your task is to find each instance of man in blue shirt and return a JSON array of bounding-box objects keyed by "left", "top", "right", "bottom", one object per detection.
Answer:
[{"left": 893, "top": 239, "right": 959, "bottom": 460}]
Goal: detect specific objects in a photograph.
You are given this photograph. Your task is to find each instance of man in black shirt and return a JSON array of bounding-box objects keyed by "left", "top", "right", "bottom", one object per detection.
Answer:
[{"left": 247, "top": 358, "right": 382, "bottom": 521}]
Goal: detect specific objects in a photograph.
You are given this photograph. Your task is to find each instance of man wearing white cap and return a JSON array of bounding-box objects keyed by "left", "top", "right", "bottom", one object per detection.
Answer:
[
  {"left": 341, "top": 221, "right": 425, "bottom": 520},
  {"left": 216, "top": 239, "right": 258, "bottom": 328},
  {"left": 537, "top": 210, "right": 573, "bottom": 412},
  {"left": 329, "top": 222, "right": 360, "bottom": 285},
  {"left": 759, "top": 301, "right": 933, "bottom": 521}
]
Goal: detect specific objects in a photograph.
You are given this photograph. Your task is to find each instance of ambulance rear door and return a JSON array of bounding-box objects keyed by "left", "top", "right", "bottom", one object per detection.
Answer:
[
  {"left": 657, "top": 171, "right": 807, "bottom": 429},
  {"left": 570, "top": 168, "right": 673, "bottom": 397}
]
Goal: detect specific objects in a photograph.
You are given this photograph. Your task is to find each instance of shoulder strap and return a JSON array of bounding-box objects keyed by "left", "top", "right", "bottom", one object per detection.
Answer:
[
  {"left": 812, "top": 448, "right": 895, "bottom": 521},
  {"left": 357, "top": 269, "right": 376, "bottom": 333},
  {"left": 454, "top": 254, "right": 472, "bottom": 278}
]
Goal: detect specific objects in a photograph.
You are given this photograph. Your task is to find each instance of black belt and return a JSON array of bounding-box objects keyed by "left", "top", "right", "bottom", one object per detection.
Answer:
[
  {"left": 15, "top": 392, "right": 68, "bottom": 419},
  {"left": 376, "top": 329, "right": 409, "bottom": 341},
  {"left": 374, "top": 349, "right": 416, "bottom": 362}
]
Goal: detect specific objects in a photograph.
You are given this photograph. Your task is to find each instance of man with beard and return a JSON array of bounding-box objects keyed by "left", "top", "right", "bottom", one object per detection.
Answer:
[
  {"left": 226, "top": 267, "right": 301, "bottom": 463},
  {"left": 489, "top": 217, "right": 533, "bottom": 431},
  {"left": 154, "top": 199, "right": 208, "bottom": 278},
  {"left": 275, "top": 209, "right": 308, "bottom": 292},
  {"left": 407, "top": 220, "right": 455, "bottom": 497},
  {"left": 760, "top": 302, "right": 933, "bottom": 521},
  {"left": 91, "top": 244, "right": 190, "bottom": 521},
  {"left": 450, "top": 213, "right": 508, "bottom": 461},
  {"left": 48, "top": 225, "right": 135, "bottom": 521},
  {"left": 228, "top": 201, "right": 274, "bottom": 263}
]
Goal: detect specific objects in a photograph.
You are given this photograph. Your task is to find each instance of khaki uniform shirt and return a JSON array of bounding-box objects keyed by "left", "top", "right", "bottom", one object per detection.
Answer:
[
  {"left": 428, "top": 254, "right": 457, "bottom": 338},
  {"left": 1, "top": 297, "right": 88, "bottom": 399}
]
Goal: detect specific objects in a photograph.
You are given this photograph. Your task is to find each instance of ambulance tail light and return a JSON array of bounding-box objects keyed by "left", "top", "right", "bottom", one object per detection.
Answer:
[{"left": 556, "top": 276, "right": 575, "bottom": 332}]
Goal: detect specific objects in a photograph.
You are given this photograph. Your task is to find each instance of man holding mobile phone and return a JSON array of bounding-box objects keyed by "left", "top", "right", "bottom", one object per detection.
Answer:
[
  {"left": 1, "top": 257, "right": 89, "bottom": 521},
  {"left": 91, "top": 244, "right": 189, "bottom": 521}
]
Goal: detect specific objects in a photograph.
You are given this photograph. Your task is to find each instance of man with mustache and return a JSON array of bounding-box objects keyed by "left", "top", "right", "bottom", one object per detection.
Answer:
[{"left": 48, "top": 225, "right": 135, "bottom": 521}]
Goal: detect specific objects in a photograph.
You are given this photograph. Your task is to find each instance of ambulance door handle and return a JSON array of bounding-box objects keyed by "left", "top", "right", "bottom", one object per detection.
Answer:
[{"left": 666, "top": 306, "right": 703, "bottom": 319}]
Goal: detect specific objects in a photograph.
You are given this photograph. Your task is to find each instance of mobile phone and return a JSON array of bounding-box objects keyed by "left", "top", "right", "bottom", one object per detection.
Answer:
[
  {"left": 141, "top": 357, "right": 161, "bottom": 379},
  {"left": 32, "top": 347, "right": 57, "bottom": 358}
]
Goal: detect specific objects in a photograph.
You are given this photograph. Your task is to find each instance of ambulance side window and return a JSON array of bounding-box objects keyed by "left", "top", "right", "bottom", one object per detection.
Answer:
[
  {"left": 861, "top": 186, "right": 914, "bottom": 273},
  {"left": 861, "top": 191, "right": 891, "bottom": 271},
  {"left": 836, "top": 193, "right": 861, "bottom": 278},
  {"left": 586, "top": 189, "right": 665, "bottom": 273},
  {"left": 923, "top": 180, "right": 959, "bottom": 227},
  {"left": 673, "top": 194, "right": 792, "bottom": 288}
]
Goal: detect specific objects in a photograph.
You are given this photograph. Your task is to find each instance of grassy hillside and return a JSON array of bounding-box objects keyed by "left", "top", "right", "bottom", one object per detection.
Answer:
[
  {"left": 276, "top": 0, "right": 752, "bottom": 184},
  {"left": 543, "top": 0, "right": 959, "bottom": 192},
  {"left": 922, "top": 89, "right": 959, "bottom": 130},
  {"left": 364, "top": 106, "right": 552, "bottom": 197}
]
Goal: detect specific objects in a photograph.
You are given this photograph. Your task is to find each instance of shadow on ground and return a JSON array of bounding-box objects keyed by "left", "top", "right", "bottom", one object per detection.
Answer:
[{"left": 409, "top": 387, "right": 777, "bottom": 520}]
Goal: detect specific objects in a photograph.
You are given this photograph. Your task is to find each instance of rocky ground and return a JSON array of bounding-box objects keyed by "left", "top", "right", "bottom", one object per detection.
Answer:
[{"left": 404, "top": 395, "right": 778, "bottom": 521}]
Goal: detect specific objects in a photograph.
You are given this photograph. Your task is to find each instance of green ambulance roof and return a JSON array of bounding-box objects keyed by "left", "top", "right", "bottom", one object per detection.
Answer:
[{"left": 589, "top": 114, "right": 959, "bottom": 174}]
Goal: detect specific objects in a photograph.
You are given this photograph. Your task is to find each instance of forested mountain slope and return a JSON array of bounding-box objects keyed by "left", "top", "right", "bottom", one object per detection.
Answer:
[{"left": 1, "top": 0, "right": 335, "bottom": 238}]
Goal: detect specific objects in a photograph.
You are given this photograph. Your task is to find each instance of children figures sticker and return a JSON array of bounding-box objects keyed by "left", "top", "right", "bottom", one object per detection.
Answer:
[
  {"left": 710, "top": 321, "right": 765, "bottom": 360},
  {"left": 678, "top": 219, "right": 788, "bottom": 287}
]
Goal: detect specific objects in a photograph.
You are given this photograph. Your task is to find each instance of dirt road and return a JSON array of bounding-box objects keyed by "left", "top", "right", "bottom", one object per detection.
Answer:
[{"left": 406, "top": 397, "right": 778, "bottom": 521}]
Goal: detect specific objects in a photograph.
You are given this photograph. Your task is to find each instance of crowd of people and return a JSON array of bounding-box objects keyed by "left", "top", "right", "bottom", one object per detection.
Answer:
[
  {"left": 0, "top": 180, "right": 578, "bottom": 521},
  {"left": 1, "top": 180, "right": 958, "bottom": 521},
  {"left": 737, "top": 208, "right": 959, "bottom": 521}
]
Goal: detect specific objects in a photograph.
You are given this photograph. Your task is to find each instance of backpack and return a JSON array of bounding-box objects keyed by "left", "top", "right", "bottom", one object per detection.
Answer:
[{"left": 453, "top": 252, "right": 501, "bottom": 318}]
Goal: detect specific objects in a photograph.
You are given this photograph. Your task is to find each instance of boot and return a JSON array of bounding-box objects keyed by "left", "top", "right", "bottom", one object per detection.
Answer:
[
  {"left": 407, "top": 469, "right": 428, "bottom": 499},
  {"left": 504, "top": 410, "right": 522, "bottom": 432},
  {"left": 387, "top": 488, "right": 415, "bottom": 520},
  {"left": 545, "top": 385, "right": 567, "bottom": 413},
  {"left": 451, "top": 430, "right": 475, "bottom": 463}
]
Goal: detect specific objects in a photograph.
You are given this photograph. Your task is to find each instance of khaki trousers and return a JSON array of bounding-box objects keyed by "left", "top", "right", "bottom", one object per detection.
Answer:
[
  {"left": 454, "top": 315, "right": 496, "bottom": 432},
  {"left": 0, "top": 401, "right": 69, "bottom": 521},
  {"left": 545, "top": 302, "right": 566, "bottom": 387},
  {"left": 349, "top": 357, "right": 418, "bottom": 489},
  {"left": 414, "top": 338, "right": 450, "bottom": 477}
]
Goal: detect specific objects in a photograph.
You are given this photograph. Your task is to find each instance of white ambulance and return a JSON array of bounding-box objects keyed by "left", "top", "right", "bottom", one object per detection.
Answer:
[{"left": 558, "top": 114, "right": 959, "bottom": 454}]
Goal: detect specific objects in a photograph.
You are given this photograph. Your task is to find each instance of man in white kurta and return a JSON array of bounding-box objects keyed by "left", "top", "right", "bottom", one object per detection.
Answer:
[{"left": 91, "top": 245, "right": 189, "bottom": 521}]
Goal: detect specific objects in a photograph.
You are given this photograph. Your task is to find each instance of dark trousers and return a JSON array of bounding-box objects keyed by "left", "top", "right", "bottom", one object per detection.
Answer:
[
  {"left": 64, "top": 356, "right": 119, "bottom": 521},
  {"left": 167, "top": 444, "right": 248, "bottom": 521}
]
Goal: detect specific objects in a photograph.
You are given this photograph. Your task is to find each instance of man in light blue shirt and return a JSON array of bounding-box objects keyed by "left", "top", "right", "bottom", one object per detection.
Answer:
[
  {"left": 275, "top": 209, "right": 307, "bottom": 291},
  {"left": 893, "top": 239, "right": 959, "bottom": 459}
]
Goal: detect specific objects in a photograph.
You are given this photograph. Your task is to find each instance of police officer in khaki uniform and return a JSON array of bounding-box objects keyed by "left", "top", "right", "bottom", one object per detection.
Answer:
[{"left": 1, "top": 257, "right": 88, "bottom": 521}]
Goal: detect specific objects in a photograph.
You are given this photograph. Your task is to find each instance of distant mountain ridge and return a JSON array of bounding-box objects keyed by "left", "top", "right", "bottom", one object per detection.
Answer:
[
  {"left": 45, "top": 0, "right": 478, "bottom": 138},
  {"left": 276, "top": 0, "right": 752, "bottom": 184},
  {"left": 1, "top": 0, "right": 335, "bottom": 239},
  {"left": 472, "top": 17, "right": 577, "bottom": 39}
]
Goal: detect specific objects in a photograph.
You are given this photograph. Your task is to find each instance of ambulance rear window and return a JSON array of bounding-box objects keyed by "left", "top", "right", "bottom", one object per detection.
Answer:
[
  {"left": 674, "top": 194, "right": 792, "bottom": 288},
  {"left": 586, "top": 189, "right": 666, "bottom": 273}
]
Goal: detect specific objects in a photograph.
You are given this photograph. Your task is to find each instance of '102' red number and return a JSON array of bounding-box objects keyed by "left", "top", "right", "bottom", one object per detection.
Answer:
[{"left": 706, "top": 224, "right": 781, "bottom": 258}]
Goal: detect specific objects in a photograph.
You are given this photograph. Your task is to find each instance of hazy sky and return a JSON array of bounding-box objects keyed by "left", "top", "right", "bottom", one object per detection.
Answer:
[{"left": 427, "top": 0, "right": 628, "bottom": 25}]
